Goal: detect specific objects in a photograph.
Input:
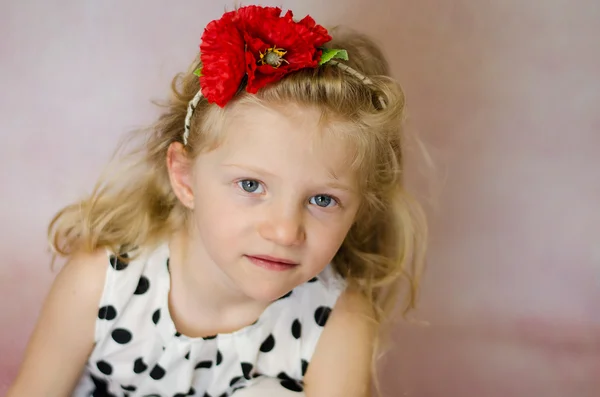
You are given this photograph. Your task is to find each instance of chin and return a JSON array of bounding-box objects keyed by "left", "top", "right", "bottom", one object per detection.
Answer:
[{"left": 238, "top": 278, "right": 296, "bottom": 303}]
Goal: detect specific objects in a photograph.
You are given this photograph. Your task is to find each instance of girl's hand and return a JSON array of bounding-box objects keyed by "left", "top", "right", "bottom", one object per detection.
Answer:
[{"left": 6, "top": 250, "right": 108, "bottom": 397}]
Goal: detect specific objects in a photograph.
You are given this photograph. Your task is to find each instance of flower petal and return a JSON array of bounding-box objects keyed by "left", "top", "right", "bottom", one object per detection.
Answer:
[{"left": 199, "top": 11, "right": 246, "bottom": 107}]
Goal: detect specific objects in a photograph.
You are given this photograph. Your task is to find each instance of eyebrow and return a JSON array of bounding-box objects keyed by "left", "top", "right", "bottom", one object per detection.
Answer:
[
  {"left": 222, "top": 163, "right": 355, "bottom": 192},
  {"left": 323, "top": 180, "right": 354, "bottom": 192},
  {"left": 222, "top": 163, "right": 278, "bottom": 178}
]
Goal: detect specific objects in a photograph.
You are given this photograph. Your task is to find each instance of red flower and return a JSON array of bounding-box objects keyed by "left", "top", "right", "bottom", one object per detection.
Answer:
[{"left": 198, "top": 6, "right": 332, "bottom": 107}]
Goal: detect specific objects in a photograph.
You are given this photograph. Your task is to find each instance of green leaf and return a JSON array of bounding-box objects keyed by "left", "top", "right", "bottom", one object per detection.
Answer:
[
  {"left": 319, "top": 49, "right": 349, "bottom": 65},
  {"left": 193, "top": 68, "right": 203, "bottom": 77}
]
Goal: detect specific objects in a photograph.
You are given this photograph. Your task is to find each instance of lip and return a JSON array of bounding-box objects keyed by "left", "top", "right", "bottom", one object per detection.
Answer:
[{"left": 245, "top": 255, "right": 299, "bottom": 271}]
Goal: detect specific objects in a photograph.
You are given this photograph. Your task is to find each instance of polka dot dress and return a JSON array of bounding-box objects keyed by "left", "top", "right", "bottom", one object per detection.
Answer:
[{"left": 72, "top": 243, "right": 346, "bottom": 397}]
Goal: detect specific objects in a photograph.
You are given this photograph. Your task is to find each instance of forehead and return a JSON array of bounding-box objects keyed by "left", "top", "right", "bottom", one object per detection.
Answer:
[{"left": 215, "top": 101, "right": 359, "bottom": 180}]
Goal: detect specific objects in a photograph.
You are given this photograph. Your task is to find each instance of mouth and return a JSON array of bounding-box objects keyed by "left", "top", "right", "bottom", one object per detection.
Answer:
[{"left": 245, "top": 255, "right": 299, "bottom": 271}]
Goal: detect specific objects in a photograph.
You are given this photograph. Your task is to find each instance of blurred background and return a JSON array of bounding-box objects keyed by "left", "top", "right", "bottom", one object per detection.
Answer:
[{"left": 1, "top": 0, "right": 598, "bottom": 396}]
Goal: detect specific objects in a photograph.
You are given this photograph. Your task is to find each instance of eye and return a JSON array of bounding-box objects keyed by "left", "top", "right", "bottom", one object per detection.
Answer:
[
  {"left": 309, "top": 194, "right": 338, "bottom": 208},
  {"left": 237, "top": 179, "right": 264, "bottom": 194}
]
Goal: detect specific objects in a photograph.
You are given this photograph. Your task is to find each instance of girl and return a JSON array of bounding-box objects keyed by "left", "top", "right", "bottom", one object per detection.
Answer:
[{"left": 8, "top": 5, "right": 426, "bottom": 397}]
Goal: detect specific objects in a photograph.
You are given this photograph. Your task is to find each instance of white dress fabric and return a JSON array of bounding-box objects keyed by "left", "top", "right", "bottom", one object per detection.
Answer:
[{"left": 72, "top": 243, "right": 346, "bottom": 397}]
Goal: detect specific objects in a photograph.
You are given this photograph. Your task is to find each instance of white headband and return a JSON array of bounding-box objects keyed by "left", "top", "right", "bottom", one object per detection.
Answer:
[{"left": 182, "top": 60, "right": 386, "bottom": 145}]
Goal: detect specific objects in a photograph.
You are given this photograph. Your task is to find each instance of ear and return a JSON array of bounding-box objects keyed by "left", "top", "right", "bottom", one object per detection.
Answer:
[{"left": 166, "top": 142, "right": 195, "bottom": 209}]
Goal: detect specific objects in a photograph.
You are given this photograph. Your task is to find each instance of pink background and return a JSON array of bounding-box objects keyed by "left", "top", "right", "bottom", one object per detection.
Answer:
[{"left": 1, "top": 1, "right": 598, "bottom": 396}]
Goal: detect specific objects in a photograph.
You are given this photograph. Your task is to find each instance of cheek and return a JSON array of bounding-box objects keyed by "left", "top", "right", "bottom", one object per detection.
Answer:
[
  {"left": 194, "top": 193, "right": 245, "bottom": 236},
  {"left": 191, "top": 182, "right": 230, "bottom": 232},
  {"left": 307, "top": 217, "right": 355, "bottom": 264}
]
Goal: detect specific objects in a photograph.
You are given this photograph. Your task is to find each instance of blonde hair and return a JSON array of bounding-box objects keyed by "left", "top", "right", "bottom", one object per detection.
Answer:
[{"left": 49, "top": 27, "right": 427, "bottom": 390}]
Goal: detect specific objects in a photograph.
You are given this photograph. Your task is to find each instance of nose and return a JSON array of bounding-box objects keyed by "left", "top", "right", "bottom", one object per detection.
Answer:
[{"left": 258, "top": 205, "right": 306, "bottom": 247}]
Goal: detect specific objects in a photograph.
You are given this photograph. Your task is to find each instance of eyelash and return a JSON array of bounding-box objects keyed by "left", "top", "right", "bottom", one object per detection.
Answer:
[
  {"left": 235, "top": 179, "right": 341, "bottom": 208},
  {"left": 237, "top": 179, "right": 265, "bottom": 194}
]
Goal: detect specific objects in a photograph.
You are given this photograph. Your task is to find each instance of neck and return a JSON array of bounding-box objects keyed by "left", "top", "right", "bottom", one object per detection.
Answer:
[{"left": 167, "top": 228, "right": 268, "bottom": 336}]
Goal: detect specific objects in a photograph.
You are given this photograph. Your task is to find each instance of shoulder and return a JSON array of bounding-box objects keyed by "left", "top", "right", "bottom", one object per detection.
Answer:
[
  {"left": 43, "top": 249, "right": 112, "bottom": 334},
  {"left": 54, "top": 248, "right": 112, "bottom": 304},
  {"left": 303, "top": 287, "right": 377, "bottom": 397},
  {"left": 7, "top": 249, "right": 111, "bottom": 396},
  {"left": 41, "top": 249, "right": 111, "bottom": 336}
]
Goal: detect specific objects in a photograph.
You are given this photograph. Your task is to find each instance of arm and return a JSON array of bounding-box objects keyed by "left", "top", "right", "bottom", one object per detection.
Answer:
[
  {"left": 7, "top": 250, "right": 109, "bottom": 397},
  {"left": 304, "top": 288, "right": 377, "bottom": 397}
]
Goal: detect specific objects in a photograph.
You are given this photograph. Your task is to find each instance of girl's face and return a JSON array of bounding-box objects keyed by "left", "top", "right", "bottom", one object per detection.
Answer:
[{"left": 173, "top": 102, "right": 361, "bottom": 303}]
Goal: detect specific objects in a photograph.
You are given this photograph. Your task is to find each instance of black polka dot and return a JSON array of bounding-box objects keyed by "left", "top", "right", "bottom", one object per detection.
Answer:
[
  {"left": 259, "top": 334, "right": 275, "bottom": 352},
  {"left": 96, "top": 360, "right": 112, "bottom": 375},
  {"left": 195, "top": 360, "right": 212, "bottom": 369},
  {"left": 203, "top": 393, "right": 212, "bottom": 397},
  {"left": 308, "top": 277, "right": 318, "bottom": 283},
  {"left": 216, "top": 350, "right": 223, "bottom": 365},
  {"left": 152, "top": 309, "right": 161, "bottom": 325},
  {"left": 301, "top": 359, "right": 309, "bottom": 376},
  {"left": 278, "top": 290, "right": 292, "bottom": 300},
  {"left": 241, "top": 362, "right": 253, "bottom": 379},
  {"left": 175, "top": 331, "right": 182, "bottom": 337},
  {"left": 229, "top": 376, "right": 242, "bottom": 386},
  {"left": 252, "top": 372, "right": 262, "bottom": 378},
  {"left": 280, "top": 379, "right": 304, "bottom": 392},
  {"left": 314, "top": 306, "right": 332, "bottom": 327},
  {"left": 277, "top": 372, "right": 292, "bottom": 381},
  {"left": 166, "top": 258, "right": 170, "bottom": 272},
  {"left": 134, "top": 276, "right": 150, "bottom": 295},
  {"left": 203, "top": 334, "right": 217, "bottom": 340},
  {"left": 111, "top": 328, "right": 132, "bottom": 344},
  {"left": 185, "top": 351, "right": 190, "bottom": 360},
  {"left": 291, "top": 319, "right": 301, "bottom": 339},
  {"left": 133, "top": 357, "right": 148, "bottom": 373},
  {"left": 176, "top": 389, "right": 196, "bottom": 397},
  {"left": 98, "top": 305, "right": 117, "bottom": 320},
  {"left": 109, "top": 254, "right": 128, "bottom": 270},
  {"left": 149, "top": 364, "right": 166, "bottom": 380},
  {"left": 90, "top": 374, "right": 116, "bottom": 397},
  {"left": 121, "top": 385, "right": 136, "bottom": 392}
]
